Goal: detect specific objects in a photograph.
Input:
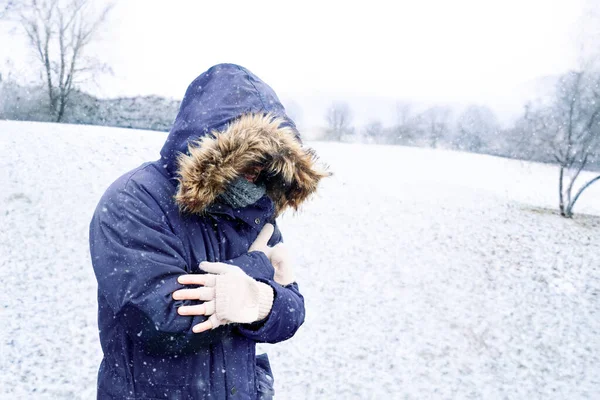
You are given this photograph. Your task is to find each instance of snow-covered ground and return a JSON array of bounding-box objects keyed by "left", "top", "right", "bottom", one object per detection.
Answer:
[{"left": 1, "top": 120, "right": 599, "bottom": 399}]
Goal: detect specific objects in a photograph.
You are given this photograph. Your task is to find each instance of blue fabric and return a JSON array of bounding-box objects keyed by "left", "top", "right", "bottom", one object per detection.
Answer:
[
  {"left": 160, "top": 63, "right": 300, "bottom": 176},
  {"left": 89, "top": 64, "right": 305, "bottom": 400}
]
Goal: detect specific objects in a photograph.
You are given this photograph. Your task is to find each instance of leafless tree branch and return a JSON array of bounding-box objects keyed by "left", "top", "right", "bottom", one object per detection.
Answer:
[
  {"left": 9, "top": 0, "right": 112, "bottom": 121},
  {"left": 526, "top": 69, "right": 600, "bottom": 217}
]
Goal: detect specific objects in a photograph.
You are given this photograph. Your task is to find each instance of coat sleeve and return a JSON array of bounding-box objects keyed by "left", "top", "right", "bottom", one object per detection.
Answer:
[
  {"left": 90, "top": 179, "right": 225, "bottom": 356},
  {"left": 234, "top": 223, "right": 306, "bottom": 344}
]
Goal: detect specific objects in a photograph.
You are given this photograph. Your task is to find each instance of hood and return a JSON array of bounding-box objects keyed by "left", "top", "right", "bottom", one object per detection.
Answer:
[{"left": 161, "top": 64, "right": 329, "bottom": 216}]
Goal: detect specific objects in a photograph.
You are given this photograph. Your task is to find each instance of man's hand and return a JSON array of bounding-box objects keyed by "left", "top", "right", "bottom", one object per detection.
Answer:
[
  {"left": 172, "top": 223, "right": 295, "bottom": 333},
  {"left": 173, "top": 272, "right": 221, "bottom": 333},
  {"left": 249, "top": 224, "right": 295, "bottom": 286},
  {"left": 173, "top": 262, "right": 274, "bottom": 333}
]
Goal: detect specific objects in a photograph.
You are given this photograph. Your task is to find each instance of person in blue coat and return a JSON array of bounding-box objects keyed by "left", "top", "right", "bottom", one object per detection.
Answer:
[{"left": 89, "top": 63, "right": 329, "bottom": 399}]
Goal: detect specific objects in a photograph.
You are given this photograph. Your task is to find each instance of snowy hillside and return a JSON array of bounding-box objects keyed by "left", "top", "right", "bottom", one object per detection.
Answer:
[{"left": 1, "top": 120, "right": 599, "bottom": 399}]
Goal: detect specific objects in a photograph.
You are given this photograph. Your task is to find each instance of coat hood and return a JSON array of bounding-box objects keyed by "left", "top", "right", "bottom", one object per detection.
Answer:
[{"left": 161, "top": 64, "right": 329, "bottom": 216}]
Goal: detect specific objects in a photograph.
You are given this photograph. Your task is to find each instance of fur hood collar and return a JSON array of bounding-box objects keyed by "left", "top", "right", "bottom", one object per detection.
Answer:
[{"left": 174, "top": 113, "right": 330, "bottom": 216}]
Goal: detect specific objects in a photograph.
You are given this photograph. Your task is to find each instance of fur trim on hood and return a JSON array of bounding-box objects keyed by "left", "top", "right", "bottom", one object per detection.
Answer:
[{"left": 174, "top": 113, "right": 330, "bottom": 216}]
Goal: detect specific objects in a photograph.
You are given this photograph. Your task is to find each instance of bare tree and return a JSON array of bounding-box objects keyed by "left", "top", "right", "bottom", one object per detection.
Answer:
[
  {"left": 385, "top": 101, "right": 415, "bottom": 145},
  {"left": 325, "top": 102, "right": 353, "bottom": 141},
  {"left": 455, "top": 105, "right": 499, "bottom": 153},
  {"left": 502, "top": 102, "right": 553, "bottom": 162},
  {"left": 364, "top": 120, "right": 383, "bottom": 142},
  {"left": 415, "top": 106, "right": 452, "bottom": 148},
  {"left": 395, "top": 102, "right": 412, "bottom": 126},
  {"left": 9, "top": 0, "right": 112, "bottom": 122},
  {"left": 526, "top": 70, "right": 600, "bottom": 218}
]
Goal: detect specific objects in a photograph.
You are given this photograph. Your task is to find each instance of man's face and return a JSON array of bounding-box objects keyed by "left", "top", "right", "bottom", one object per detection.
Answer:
[{"left": 243, "top": 165, "right": 264, "bottom": 183}]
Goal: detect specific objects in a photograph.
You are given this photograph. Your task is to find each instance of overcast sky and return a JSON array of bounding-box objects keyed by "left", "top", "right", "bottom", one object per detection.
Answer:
[{"left": 0, "top": 0, "right": 594, "bottom": 127}]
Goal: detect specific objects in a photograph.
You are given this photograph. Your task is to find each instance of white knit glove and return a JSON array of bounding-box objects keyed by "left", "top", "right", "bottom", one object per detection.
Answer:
[
  {"left": 206, "top": 261, "right": 273, "bottom": 325},
  {"left": 175, "top": 262, "right": 274, "bottom": 333},
  {"left": 250, "top": 224, "right": 296, "bottom": 286},
  {"left": 174, "top": 223, "right": 292, "bottom": 333}
]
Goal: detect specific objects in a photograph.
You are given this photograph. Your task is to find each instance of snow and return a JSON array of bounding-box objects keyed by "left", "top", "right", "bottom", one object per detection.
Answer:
[{"left": 1, "top": 120, "right": 599, "bottom": 399}]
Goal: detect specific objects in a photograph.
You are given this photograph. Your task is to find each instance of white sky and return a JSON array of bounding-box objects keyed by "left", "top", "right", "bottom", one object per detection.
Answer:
[{"left": 0, "top": 0, "right": 593, "bottom": 127}]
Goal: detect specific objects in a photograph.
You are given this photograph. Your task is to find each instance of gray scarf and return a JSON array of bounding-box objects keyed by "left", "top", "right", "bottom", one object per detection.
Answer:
[{"left": 218, "top": 177, "right": 267, "bottom": 208}]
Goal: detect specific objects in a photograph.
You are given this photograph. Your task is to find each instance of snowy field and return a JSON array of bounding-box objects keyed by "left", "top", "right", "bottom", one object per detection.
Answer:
[{"left": 1, "top": 120, "right": 599, "bottom": 400}]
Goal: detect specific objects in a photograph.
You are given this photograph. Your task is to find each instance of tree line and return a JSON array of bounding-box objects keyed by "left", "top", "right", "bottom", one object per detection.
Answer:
[{"left": 324, "top": 71, "right": 600, "bottom": 218}]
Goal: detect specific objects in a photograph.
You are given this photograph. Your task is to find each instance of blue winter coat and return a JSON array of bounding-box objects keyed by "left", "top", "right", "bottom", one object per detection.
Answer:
[{"left": 89, "top": 64, "right": 327, "bottom": 399}]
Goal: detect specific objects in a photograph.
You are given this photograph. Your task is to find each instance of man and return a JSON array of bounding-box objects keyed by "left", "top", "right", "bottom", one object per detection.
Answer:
[{"left": 89, "top": 63, "right": 329, "bottom": 399}]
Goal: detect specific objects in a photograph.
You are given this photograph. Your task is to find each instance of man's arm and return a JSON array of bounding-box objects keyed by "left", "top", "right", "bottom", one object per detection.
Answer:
[
  {"left": 175, "top": 254, "right": 306, "bottom": 344},
  {"left": 172, "top": 222, "right": 306, "bottom": 343},
  {"left": 90, "top": 180, "right": 225, "bottom": 355},
  {"left": 236, "top": 279, "right": 306, "bottom": 344},
  {"left": 226, "top": 223, "right": 307, "bottom": 343}
]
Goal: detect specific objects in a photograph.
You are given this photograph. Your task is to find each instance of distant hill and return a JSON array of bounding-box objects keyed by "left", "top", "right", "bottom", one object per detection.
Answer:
[{"left": 0, "top": 80, "right": 180, "bottom": 132}]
